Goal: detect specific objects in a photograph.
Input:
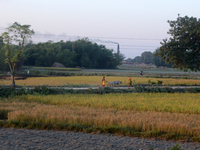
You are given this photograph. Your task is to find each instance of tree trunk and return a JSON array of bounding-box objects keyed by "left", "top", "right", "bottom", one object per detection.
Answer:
[{"left": 11, "top": 74, "right": 15, "bottom": 88}]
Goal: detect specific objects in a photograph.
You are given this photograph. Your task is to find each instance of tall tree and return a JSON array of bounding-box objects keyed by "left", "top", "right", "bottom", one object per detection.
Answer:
[
  {"left": 158, "top": 16, "right": 200, "bottom": 71},
  {"left": 152, "top": 49, "right": 173, "bottom": 67},
  {"left": 132, "top": 56, "right": 141, "bottom": 63},
  {"left": 141, "top": 51, "right": 153, "bottom": 64},
  {"left": 0, "top": 37, "right": 8, "bottom": 71},
  {"left": 1, "top": 22, "right": 34, "bottom": 88}
]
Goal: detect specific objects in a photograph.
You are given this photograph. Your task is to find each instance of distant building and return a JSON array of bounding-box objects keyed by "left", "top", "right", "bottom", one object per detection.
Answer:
[{"left": 121, "top": 61, "right": 156, "bottom": 67}]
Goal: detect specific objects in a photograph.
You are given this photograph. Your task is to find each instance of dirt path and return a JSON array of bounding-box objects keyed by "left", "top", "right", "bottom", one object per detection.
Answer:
[{"left": 0, "top": 128, "right": 200, "bottom": 150}]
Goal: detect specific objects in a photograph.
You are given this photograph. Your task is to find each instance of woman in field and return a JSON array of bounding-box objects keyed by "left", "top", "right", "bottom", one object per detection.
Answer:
[
  {"left": 102, "top": 76, "right": 105, "bottom": 87},
  {"left": 128, "top": 77, "right": 132, "bottom": 87}
]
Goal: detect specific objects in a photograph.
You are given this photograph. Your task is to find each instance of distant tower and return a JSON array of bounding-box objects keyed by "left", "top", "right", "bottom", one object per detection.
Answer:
[{"left": 117, "top": 44, "right": 120, "bottom": 54}]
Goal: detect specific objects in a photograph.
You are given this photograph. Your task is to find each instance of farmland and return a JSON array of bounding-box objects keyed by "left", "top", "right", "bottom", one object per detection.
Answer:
[
  {"left": 1, "top": 68, "right": 200, "bottom": 142},
  {"left": 1, "top": 93, "right": 200, "bottom": 141},
  {"left": 1, "top": 76, "right": 200, "bottom": 86}
]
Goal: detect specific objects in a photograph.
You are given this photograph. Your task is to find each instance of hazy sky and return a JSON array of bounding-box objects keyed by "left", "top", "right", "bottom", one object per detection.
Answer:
[{"left": 1, "top": 0, "right": 200, "bottom": 58}]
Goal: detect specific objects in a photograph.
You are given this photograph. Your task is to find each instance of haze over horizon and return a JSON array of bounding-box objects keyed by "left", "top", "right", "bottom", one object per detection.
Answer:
[{"left": 1, "top": 0, "right": 200, "bottom": 59}]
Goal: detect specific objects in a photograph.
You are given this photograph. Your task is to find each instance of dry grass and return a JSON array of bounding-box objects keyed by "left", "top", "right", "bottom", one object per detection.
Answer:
[
  {"left": 1, "top": 93, "right": 200, "bottom": 140},
  {"left": 1, "top": 76, "right": 200, "bottom": 86},
  {"left": 5, "top": 103, "right": 200, "bottom": 137}
]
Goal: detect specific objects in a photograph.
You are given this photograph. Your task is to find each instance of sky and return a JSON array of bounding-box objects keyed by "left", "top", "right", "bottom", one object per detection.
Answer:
[{"left": 0, "top": 0, "right": 200, "bottom": 59}]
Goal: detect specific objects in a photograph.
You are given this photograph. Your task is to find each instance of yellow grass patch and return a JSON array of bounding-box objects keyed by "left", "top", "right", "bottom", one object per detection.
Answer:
[
  {"left": 1, "top": 76, "right": 200, "bottom": 86},
  {"left": 6, "top": 103, "right": 200, "bottom": 137},
  {"left": 2, "top": 92, "right": 200, "bottom": 139}
]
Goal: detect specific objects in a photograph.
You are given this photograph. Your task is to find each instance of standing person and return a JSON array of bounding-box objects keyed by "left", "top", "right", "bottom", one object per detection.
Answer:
[
  {"left": 128, "top": 77, "right": 132, "bottom": 87},
  {"left": 140, "top": 71, "right": 143, "bottom": 76},
  {"left": 102, "top": 76, "right": 105, "bottom": 87}
]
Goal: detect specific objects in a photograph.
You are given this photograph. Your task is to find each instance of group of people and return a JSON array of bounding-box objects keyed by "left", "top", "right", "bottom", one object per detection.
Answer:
[
  {"left": 102, "top": 76, "right": 133, "bottom": 87},
  {"left": 102, "top": 71, "right": 144, "bottom": 87}
]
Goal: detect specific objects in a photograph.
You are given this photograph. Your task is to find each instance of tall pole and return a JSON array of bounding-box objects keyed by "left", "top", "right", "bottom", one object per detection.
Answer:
[{"left": 117, "top": 44, "right": 120, "bottom": 54}]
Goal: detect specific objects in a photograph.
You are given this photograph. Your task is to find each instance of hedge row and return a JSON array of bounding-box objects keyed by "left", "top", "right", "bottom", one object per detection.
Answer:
[
  {"left": 29, "top": 70, "right": 115, "bottom": 77},
  {"left": 32, "top": 67, "right": 82, "bottom": 71},
  {"left": 1, "top": 86, "right": 200, "bottom": 98}
]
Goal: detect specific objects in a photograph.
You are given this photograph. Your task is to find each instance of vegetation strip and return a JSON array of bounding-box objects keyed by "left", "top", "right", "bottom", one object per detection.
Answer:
[
  {"left": 1, "top": 86, "right": 200, "bottom": 98},
  {"left": 32, "top": 67, "right": 82, "bottom": 71},
  {"left": 1, "top": 92, "right": 200, "bottom": 142}
]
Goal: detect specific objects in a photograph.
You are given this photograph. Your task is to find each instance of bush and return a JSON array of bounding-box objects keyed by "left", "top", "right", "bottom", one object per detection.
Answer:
[
  {"left": 157, "top": 80, "right": 163, "bottom": 85},
  {"left": 170, "top": 144, "right": 181, "bottom": 150},
  {"left": 0, "top": 109, "right": 10, "bottom": 120},
  {"left": 1, "top": 86, "right": 200, "bottom": 98}
]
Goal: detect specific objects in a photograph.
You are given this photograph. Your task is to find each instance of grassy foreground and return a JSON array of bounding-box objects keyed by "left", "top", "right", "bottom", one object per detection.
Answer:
[
  {"left": 1, "top": 76, "right": 200, "bottom": 86},
  {"left": 1, "top": 93, "right": 200, "bottom": 142}
]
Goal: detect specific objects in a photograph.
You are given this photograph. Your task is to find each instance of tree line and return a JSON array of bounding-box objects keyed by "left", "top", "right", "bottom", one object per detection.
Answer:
[
  {"left": 0, "top": 38, "right": 124, "bottom": 71},
  {"left": 1, "top": 15, "right": 199, "bottom": 73},
  {"left": 125, "top": 50, "right": 173, "bottom": 68},
  {"left": 126, "top": 15, "right": 200, "bottom": 71}
]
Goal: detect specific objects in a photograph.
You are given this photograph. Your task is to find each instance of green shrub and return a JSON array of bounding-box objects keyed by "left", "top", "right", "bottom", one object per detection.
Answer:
[
  {"left": 170, "top": 144, "right": 181, "bottom": 150},
  {"left": 33, "top": 67, "right": 82, "bottom": 71},
  {"left": 148, "top": 80, "right": 151, "bottom": 84},
  {"left": 0, "top": 109, "right": 10, "bottom": 120},
  {"left": 149, "top": 146, "right": 154, "bottom": 150},
  {"left": 157, "top": 80, "right": 163, "bottom": 85},
  {"left": 1, "top": 86, "right": 200, "bottom": 98}
]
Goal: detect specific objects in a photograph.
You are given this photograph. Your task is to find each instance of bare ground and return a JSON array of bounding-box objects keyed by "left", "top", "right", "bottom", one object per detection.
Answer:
[{"left": 0, "top": 128, "right": 200, "bottom": 150}]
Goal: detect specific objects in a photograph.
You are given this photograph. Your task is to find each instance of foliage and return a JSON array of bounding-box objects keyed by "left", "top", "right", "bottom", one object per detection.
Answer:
[
  {"left": 1, "top": 86, "right": 200, "bottom": 98},
  {"left": 141, "top": 51, "right": 153, "bottom": 64},
  {"left": 152, "top": 49, "right": 173, "bottom": 67},
  {"left": 0, "top": 109, "right": 10, "bottom": 120},
  {"left": 125, "top": 50, "right": 172, "bottom": 67},
  {"left": 125, "top": 56, "right": 141, "bottom": 63},
  {"left": 149, "top": 146, "right": 154, "bottom": 150},
  {"left": 0, "top": 37, "right": 9, "bottom": 71},
  {"left": 170, "top": 144, "right": 181, "bottom": 150},
  {"left": 157, "top": 80, "right": 163, "bottom": 85},
  {"left": 23, "top": 38, "right": 124, "bottom": 69},
  {"left": 133, "top": 56, "right": 141, "bottom": 63},
  {"left": 32, "top": 67, "right": 82, "bottom": 71},
  {"left": 158, "top": 16, "right": 200, "bottom": 71},
  {"left": 1, "top": 22, "right": 34, "bottom": 88}
]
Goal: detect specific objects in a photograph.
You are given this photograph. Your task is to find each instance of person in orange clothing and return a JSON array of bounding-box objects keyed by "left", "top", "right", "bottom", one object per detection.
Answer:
[
  {"left": 128, "top": 77, "right": 132, "bottom": 87},
  {"left": 102, "top": 76, "right": 106, "bottom": 87}
]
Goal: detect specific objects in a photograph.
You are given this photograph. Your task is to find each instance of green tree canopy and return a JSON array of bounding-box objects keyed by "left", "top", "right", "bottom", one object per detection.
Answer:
[
  {"left": 23, "top": 38, "right": 124, "bottom": 69},
  {"left": 152, "top": 49, "right": 173, "bottom": 67},
  {"left": 133, "top": 56, "right": 141, "bottom": 63},
  {"left": 141, "top": 51, "right": 153, "bottom": 64},
  {"left": 1, "top": 22, "right": 34, "bottom": 88},
  {"left": 158, "top": 15, "right": 200, "bottom": 71}
]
